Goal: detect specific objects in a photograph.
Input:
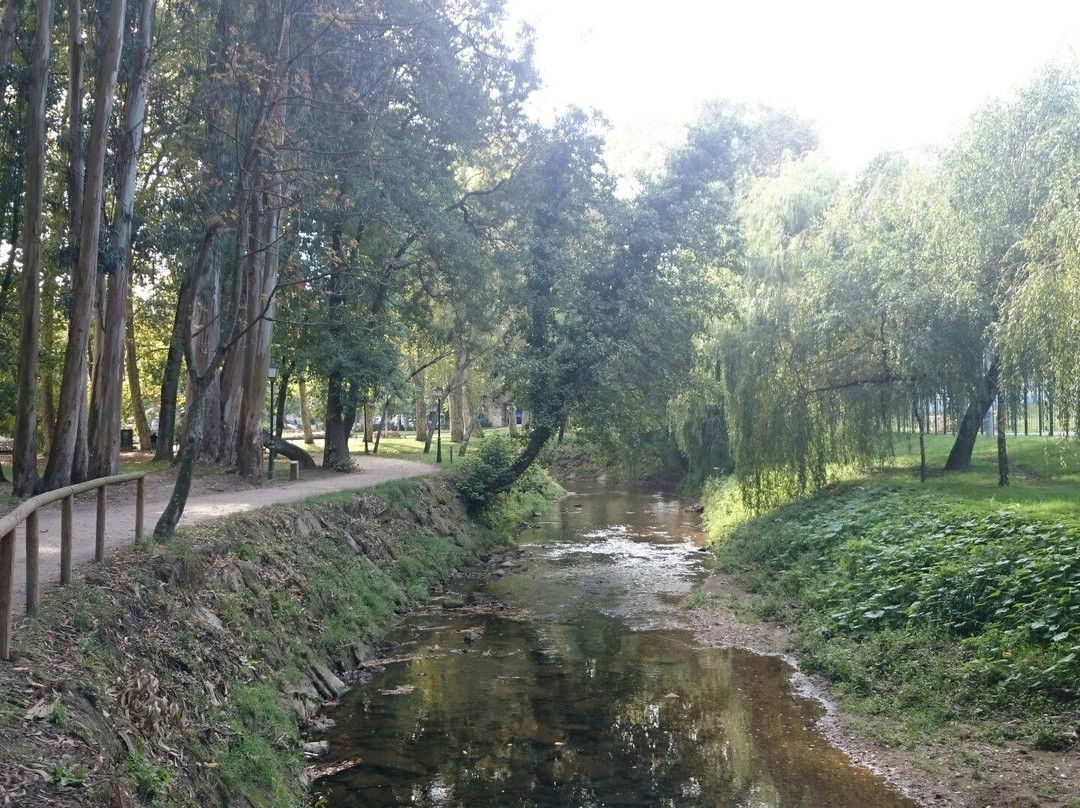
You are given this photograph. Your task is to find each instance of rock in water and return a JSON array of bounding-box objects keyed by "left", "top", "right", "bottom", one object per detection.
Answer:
[{"left": 461, "top": 628, "right": 483, "bottom": 644}]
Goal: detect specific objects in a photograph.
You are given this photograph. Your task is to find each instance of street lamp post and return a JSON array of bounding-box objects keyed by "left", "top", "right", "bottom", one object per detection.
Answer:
[
  {"left": 267, "top": 359, "right": 278, "bottom": 479},
  {"left": 434, "top": 385, "right": 444, "bottom": 463}
]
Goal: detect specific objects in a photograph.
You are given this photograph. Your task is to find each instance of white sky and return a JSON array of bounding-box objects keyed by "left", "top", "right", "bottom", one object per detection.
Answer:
[{"left": 506, "top": 0, "right": 1080, "bottom": 178}]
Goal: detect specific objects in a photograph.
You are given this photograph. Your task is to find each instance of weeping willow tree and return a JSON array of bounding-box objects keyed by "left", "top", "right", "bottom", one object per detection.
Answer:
[
  {"left": 699, "top": 151, "right": 981, "bottom": 509},
  {"left": 1000, "top": 155, "right": 1080, "bottom": 438}
]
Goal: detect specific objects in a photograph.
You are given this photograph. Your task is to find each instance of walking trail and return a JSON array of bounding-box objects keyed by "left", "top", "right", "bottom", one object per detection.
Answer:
[{"left": 6, "top": 455, "right": 433, "bottom": 606}]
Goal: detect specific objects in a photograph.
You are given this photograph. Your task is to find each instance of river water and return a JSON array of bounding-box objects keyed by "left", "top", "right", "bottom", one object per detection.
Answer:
[{"left": 312, "top": 486, "right": 916, "bottom": 807}]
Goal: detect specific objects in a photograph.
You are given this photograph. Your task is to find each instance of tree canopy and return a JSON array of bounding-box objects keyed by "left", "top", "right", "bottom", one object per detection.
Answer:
[{"left": 1, "top": 0, "right": 1079, "bottom": 527}]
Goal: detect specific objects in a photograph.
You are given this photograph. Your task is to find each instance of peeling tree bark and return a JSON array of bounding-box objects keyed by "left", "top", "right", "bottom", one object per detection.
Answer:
[
  {"left": 43, "top": 0, "right": 127, "bottom": 490},
  {"left": 13, "top": 0, "right": 53, "bottom": 496},
  {"left": 89, "top": 0, "right": 157, "bottom": 478}
]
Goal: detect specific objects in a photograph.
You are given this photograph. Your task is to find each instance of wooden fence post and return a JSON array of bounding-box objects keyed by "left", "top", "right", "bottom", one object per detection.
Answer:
[
  {"left": 0, "top": 528, "right": 14, "bottom": 661},
  {"left": 135, "top": 477, "right": 145, "bottom": 542},
  {"left": 96, "top": 486, "right": 107, "bottom": 562},
  {"left": 25, "top": 511, "right": 39, "bottom": 616},
  {"left": 61, "top": 494, "right": 73, "bottom": 585}
]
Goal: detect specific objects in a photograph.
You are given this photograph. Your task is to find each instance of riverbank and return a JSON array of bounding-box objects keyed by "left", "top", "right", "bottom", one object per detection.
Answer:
[
  {"left": 309, "top": 482, "right": 917, "bottom": 807},
  {"left": 0, "top": 477, "right": 514, "bottom": 807},
  {"left": 694, "top": 434, "right": 1080, "bottom": 807}
]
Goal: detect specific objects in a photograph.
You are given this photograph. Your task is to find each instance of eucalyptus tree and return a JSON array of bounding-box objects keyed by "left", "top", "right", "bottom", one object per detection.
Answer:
[
  {"left": 42, "top": 0, "right": 127, "bottom": 491},
  {"left": 151, "top": 0, "right": 534, "bottom": 534},
  {"left": 12, "top": 0, "right": 50, "bottom": 496},
  {"left": 87, "top": 0, "right": 158, "bottom": 478}
]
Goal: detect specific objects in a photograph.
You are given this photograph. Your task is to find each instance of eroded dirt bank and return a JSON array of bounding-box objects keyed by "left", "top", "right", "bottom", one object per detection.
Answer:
[{"left": 0, "top": 478, "right": 501, "bottom": 807}]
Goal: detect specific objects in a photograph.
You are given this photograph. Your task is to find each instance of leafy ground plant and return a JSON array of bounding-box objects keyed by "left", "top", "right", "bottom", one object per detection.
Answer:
[{"left": 711, "top": 482, "right": 1080, "bottom": 744}]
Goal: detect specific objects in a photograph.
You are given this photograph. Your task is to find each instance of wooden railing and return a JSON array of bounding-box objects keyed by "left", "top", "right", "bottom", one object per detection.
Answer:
[{"left": 0, "top": 471, "right": 146, "bottom": 661}]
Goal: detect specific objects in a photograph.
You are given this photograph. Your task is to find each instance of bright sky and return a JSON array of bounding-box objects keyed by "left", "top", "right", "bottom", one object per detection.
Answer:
[{"left": 506, "top": 0, "right": 1080, "bottom": 178}]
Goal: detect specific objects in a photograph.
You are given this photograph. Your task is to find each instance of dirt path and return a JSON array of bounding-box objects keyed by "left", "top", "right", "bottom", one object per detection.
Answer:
[{"left": 7, "top": 455, "right": 433, "bottom": 605}]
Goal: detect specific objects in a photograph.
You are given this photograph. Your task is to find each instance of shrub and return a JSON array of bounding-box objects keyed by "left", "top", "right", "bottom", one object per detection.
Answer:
[{"left": 453, "top": 435, "right": 561, "bottom": 516}]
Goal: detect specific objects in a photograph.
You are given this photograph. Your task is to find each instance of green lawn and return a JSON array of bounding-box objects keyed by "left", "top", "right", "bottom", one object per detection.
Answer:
[
  {"left": 299, "top": 427, "right": 515, "bottom": 466},
  {"left": 877, "top": 433, "right": 1080, "bottom": 521},
  {"left": 301, "top": 433, "right": 459, "bottom": 466}
]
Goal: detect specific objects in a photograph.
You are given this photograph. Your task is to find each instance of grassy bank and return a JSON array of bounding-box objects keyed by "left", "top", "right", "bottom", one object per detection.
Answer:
[
  {"left": 704, "top": 435, "right": 1080, "bottom": 753},
  {"left": 0, "top": 477, "right": 525, "bottom": 807}
]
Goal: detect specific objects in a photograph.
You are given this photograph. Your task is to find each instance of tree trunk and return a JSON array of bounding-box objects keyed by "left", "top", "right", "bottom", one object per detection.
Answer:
[
  {"left": 40, "top": 282, "right": 56, "bottom": 455},
  {"left": 65, "top": 0, "right": 84, "bottom": 236},
  {"left": 125, "top": 296, "right": 153, "bottom": 451},
  {"left": 997, "top": 398, "right": 1009, "bottom": 487},
  {"left": 89, "top": 0, "right": 156, "bottom": 478},
  {"left": 0, "top": 191, "right": 19, "bottom": 330},
  {"left": 450, "top": 378, "right": 465, "bottom": 443},
  {"left": 155, "top": 275, "right": 193, "bottom": 462},
  {"left": 12, "top": 0, "right": 53, "bottom": 496},
  {"left": 322, "top": 223, "right": 351, "bottom": 469},
  {"left": 154, "top": 374, "right": 209, "bottom": 539},
  {"left": 323, "top": 387, "right": 353, "bottom": 468},
  {"left": 218, "top": 196, "right": 254, "bottom": 464},
  {"left": 0, "top": 0, "right": 21, "bottom": 70},
  {"left": 298, "top": 371, "right": 315, "bottom": 444},
  {"left": 226, "top": 9, "right": 290, "bottom": 475},
  {"left": 912, "top": 397, "right": 926, "bottom": 483},
  {"left": 189, "top": 241, "right": 221, "bottom": 462},
  {"left": 943, "top": 361, "right": 998, "bottom": 472},
  {"left": 271, "top": 436, "right": 316, "bottom": 470},
  {"left": 225, "top": 189, "right": 260, "bottom": 469},
  {"left": 274, "top": 367, "right": 289, "bottom": 440},
  {"left": 414, "top": 365, "right": 427, "bottom": 443},
  {"left": 508, "top": 402, "right": 518, "bottom": 435},
  {"left": 373, "top": 397, "right": 390, "bottom": 454},
  {"left": 43, "top": 0, "right": 126, "bottom": 490},
  {"left": 458, "top": 388, "right": 484, "bottom": 456},
  {"left": 423, "top": 412, "right": 434, "bottom": 454}
]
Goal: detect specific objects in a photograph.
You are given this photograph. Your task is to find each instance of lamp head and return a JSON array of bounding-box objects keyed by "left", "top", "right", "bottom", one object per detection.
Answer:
[{"left": 268, "top": 358, "right": 278, "bottom": 379}]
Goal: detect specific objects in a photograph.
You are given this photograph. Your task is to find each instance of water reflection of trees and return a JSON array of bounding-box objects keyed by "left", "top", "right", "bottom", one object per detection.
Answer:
[{"left": 318, "top": 611, "right": 912, "bottom": 808}]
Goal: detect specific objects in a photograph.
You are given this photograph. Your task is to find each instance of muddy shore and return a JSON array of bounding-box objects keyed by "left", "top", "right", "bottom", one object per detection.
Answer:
[{"left": 689, "top": 571, "right": 1080, "bottom": 808}]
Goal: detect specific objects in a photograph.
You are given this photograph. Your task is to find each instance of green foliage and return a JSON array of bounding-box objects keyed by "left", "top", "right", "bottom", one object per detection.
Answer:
[
  {"left": 124, "top": 747, "right": 173, "bottom": 803},
  {"left": 711, "top": 484, "right": 1080, "bottom": 738},
  {"left": 213, "top": 684, "right": 300, "bottom": 806},
  {"left": 452, "top": 434, "right": 561, "bottom": 514},
  {"left": 48, "top": 761, "right": 90, "bottom": 789}
]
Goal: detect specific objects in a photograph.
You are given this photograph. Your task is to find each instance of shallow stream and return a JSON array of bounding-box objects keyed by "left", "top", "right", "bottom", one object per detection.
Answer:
[{"left": 312, "top": 486, "right": 916, "bottom": 807}]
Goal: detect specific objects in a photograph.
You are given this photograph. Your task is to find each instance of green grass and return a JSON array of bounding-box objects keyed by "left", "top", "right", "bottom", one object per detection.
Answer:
[
  {"left": 705, "top": 432, "right": 1080, "bottom": 748},
  {"left": 878, "top": 434, "right": 1080, "bottom": 520},
  {"left": 301, "top": 433, "right": 460, "bottom": 465},
  {"left": 4, "top": 476, "right": 517, "bottom": 807},
  {"left": 302, "top": 429, "right": 517, "bottom": 466}
]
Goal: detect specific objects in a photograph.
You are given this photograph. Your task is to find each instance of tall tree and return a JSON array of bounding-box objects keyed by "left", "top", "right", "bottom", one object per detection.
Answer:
[
  {"left": 12, "top": 0, "right": 52, "bottom": 496},
  {"left": 88, "top": 0, "right": 158, "bottom": 477},
  {"left": 43, "top": 0, "right": 127, "bottom": 490}
]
